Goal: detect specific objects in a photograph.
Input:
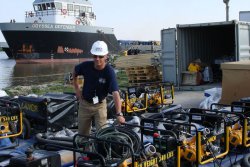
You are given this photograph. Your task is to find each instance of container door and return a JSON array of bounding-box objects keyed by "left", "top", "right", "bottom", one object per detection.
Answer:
[
  {"left": 161, "top": 28, "right": 177, "bottom": 85},
  {"left": 237, "top": 23, "right": 250, "bottom": 60}
]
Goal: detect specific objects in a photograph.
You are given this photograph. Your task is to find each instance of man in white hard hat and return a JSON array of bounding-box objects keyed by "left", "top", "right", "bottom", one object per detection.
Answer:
[{"left": 73, "top": 40, "right": 125, "bottom": 136}]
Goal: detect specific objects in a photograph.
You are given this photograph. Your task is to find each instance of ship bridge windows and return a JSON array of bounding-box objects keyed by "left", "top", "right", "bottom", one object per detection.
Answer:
[
  {"left": 34, "top": 4, "right": 45, "bottom": 11},
  {"left": 51, "top": 3, "right": 56, "bottom": 9},
  {"left": 67, "top": 4, "right": 73, "bottom": 11},
  {"left": 35, "top": 4, "right": 42, "bottom": 11},
  {"left": 74, "top": 5, "right": 80, "bottom": 12},
  {"left": 46, "top": 3, "right": 52, "bottom": 10},
  {"left": 42, "top": 4, "right": 47, "bottom": 10},
  {"left": 80, "top": 6, "right": 86, "bottom": 12},
  {"left": 33, "top": 4, "right": 39, "bottom": 11},
  {"left": 54, "top": 2, "right": 62, "bottom": 10},
  {"left": 72, "top": 5, "right": 90, "bottom": 13},
  {"left": 87, "top": 7, "right": 92, "bottom": 13},
  {"left": 34, "top": 3, "right": 55, "bottom": 11}
]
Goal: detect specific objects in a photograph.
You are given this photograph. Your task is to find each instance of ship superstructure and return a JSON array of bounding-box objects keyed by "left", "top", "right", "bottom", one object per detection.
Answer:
[
  {"left": 25, "top": 0, "right": 96, "bottom": 26},
  {"left": 0, "top": 0, "right": 120, "bottom": 63}
]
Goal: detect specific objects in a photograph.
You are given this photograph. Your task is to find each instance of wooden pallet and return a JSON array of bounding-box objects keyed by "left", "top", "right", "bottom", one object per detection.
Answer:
[
  {"left": 124, "top": 65, "right": 162, "bottom": 85},
  {"left": 128, "top": 75, "right": 159, "bottom": 81},
  {"left": 126, "top": 65, "right": 155, "bottom": 70},
  {"left": 126, "top": 69, "right": 150, "bottom": 75},
  {"left": 126, "top": 65, "right": 157, "bottom": 73},
  {"left": 126, "top": 70, "right": 158, "bottom": 76},
  {"left": 114, "top": 54, "right": 160, "bottom": 69}
]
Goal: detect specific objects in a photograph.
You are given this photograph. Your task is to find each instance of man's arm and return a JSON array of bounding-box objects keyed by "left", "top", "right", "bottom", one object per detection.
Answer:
[
  {"left": 112, "top": 91, "right": 125, "bottom": 123},
  {"left": 72, "top": 69, "right": 82, "bottom": 101}
]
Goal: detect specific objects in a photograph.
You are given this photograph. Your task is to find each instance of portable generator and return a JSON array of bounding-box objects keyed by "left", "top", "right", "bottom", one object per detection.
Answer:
[
  {"left": 17, "top": 93, "right": 78, "bottom": 133},
  {"left": 0, "top": 99, "right": 23, "bottom": 140}
]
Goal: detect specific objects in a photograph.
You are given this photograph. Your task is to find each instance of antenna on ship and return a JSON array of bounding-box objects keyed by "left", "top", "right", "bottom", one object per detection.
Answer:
[{"left": 223, "top": 0, "right": 230, "bottom": 21}]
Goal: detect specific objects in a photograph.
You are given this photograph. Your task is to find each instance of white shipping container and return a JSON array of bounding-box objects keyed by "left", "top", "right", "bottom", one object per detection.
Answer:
[
  {"left": 161, "top": 21, "right": 250, "bottom": 88},
  {"left": 239, "top": 11, "right": 250, "bottom": 22}
]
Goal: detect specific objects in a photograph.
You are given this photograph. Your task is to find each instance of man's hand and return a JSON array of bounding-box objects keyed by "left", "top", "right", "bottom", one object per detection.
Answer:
[
  {"left": 75, "top": 90, "right": 82, "bottom": 101},
  {"left": 116, "top": 115, "right": 125, "bottom": 124},
  {"left": 72, "top": 70, "right": 82, "bottom": 101}
]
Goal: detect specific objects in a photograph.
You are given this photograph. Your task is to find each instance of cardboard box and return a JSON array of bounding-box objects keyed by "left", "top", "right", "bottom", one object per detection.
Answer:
[
  {"left": 181, "top": 71, "right": 202, "bottom": 85},
  {"left": 220, "top": 61, "right": 250, "bottom": 104}
]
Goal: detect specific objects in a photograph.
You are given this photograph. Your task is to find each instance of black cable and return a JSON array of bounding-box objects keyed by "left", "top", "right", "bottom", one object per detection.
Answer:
[
  {"left": 229, "top": 153, "right": 233, "bottom": 166},
  {"left": 203, "top": 136, "right": 222, "bottom": 167},
  {"left": 234, "top": 153, "right": 238, "bottom": 163},
  {"left": 206, "top": 143, "right": 222, "bottom": 167}
]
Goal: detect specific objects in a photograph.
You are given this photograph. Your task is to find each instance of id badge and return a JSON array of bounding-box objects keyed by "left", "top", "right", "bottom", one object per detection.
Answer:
[{"left": 93, "top": 96, "right": 99, "bottom": 104}]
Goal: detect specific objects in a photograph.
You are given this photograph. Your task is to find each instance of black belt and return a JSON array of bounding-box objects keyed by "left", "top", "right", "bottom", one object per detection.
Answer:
[{"left": 84, "top": 98, "right": 104, "bottom": 104}]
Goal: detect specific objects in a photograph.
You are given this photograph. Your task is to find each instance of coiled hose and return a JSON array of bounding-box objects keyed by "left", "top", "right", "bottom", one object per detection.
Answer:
[{"left": 93, "top": 125, "right": 141, "bottom": 164}]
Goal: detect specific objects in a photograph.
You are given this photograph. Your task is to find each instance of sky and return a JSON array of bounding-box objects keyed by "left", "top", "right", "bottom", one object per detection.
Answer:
[{"left": 0, "top": 0, "right": 250, "bottom": 42}]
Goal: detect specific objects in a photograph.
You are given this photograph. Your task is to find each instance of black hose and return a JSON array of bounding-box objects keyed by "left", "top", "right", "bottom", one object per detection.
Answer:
[
  {"left": 93, "top": 125, "right": 141, "bottom": 165},
  {"left": 35, "top": 133, "right": 73, "bottom": 147},
  {"left": 47, "top": 136, "right": 74, "bottom": 142},
  {"left": 95, "top": 126, "right": 141, "bottom": 154},
  {"left": 242, "top": 153, "right": 250, "bottom": 167},
  {"left": 142, "top": 111, "right": 189, "bottom": 123}
]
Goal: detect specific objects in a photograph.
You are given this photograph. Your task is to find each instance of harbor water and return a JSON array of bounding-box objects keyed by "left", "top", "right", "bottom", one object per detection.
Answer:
[{"left": 0, "top": 52, "right": 77, "bottom": 89}]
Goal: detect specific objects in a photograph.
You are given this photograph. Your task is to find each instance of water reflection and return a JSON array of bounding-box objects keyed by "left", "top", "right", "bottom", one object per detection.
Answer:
[
  {"left": 12, "top": 63, "right": 76, "bottom": 87},
  {"left": 0, "top": 52, "right": 77, "bottom": 89},
  {"left": 0, "top": 53, "right": 15, "bottom": 89}
]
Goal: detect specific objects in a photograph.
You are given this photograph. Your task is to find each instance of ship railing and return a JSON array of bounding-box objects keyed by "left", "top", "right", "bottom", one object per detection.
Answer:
[{"left": 25, "top": 10, "right": 96, "bottom": 19}]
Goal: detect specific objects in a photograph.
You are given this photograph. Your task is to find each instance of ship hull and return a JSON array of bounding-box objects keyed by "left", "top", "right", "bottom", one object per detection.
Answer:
[{"left": 0, "top": 23, "right": 121, "bottom": 63}]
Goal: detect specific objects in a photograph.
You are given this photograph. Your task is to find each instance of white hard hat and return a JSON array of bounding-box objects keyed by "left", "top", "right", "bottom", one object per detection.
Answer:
[{"left": 90, "top": 41, "right": 108, "bottom": 56}]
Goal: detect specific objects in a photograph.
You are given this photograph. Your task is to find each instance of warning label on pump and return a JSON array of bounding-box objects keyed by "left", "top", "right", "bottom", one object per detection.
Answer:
[{"left": 134, "top": 151, "right": 175, "bottom": 167}]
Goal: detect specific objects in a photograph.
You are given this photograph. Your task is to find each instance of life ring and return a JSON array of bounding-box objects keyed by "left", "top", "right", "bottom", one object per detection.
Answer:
[
  {"left": 61, "top": 9, "right": 67, "bottom": 15},
  {"left": 75, "top": 20, "right": 80, "bottom": 25}
]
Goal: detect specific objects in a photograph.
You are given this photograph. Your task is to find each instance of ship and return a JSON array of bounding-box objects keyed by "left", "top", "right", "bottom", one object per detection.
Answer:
[{"left": 0, "top": 0, "right": 121, "bottom": 63}]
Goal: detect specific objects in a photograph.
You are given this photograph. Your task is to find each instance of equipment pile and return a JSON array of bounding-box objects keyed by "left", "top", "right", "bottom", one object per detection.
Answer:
[{"left": 1, "top": 83, "right": 250, "bottom": 167}]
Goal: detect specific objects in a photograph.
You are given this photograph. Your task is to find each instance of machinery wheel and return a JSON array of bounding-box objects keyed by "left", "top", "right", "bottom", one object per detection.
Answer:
[
  {"left": 242, "top": 153, "right": 250, "bottom": 167},
  {"left": 18, "top": 117, "right": 31, "bottom": 139}
]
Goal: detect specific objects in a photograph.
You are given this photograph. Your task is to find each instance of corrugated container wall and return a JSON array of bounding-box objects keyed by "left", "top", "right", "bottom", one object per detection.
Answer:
[{"left": 161, "top": 21, "right": 250, "bottom": 87}]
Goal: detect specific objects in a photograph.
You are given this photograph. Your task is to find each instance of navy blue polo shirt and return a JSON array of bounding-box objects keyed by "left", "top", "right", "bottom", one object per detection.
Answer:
[{"left": 74, "top": 61, "right": 119, "bottom": 101}]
